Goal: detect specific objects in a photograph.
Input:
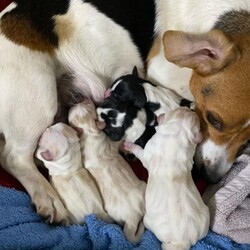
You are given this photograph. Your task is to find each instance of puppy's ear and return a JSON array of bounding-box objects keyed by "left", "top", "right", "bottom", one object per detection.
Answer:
[
  {"left": 132, "top": 66, "right": 139, "bottom": 76},
  {"left": 72, "top": 126, "right": 83, "bottom": 137},
  {"left": 163, "top": 30, "right": 238, "bottom": 75},
  {"left": 40, "top": 150, "right": 54, "bottom": 161},
  {"left": 157, "top": 113, "right": 165, "bottom": 124},
  {"left": 192, "top": 131, "right": 203, "bottom": 144}
]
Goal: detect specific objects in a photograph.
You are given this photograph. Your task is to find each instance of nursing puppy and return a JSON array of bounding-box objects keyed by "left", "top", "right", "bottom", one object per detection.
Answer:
[
  {"left": 68, "top": 100, "right": 146, "bottom": 244},
  {"left": 147, "top": 0, "right": 250, "bottom": 182},
  {"left": 97, "top": 95, "right": 157, "bottom": 145},
  {"left": 124, "top": 107, "right": 210, "bottom": 250},
  {"left": 0, "top": 0, "right": 145, "bottom": 222},
  {"left": 36, "top": 123, "right": 111, "bottom": 224},
  {"left": 105, "top": 67, "right": 193, "bottom": 116}
]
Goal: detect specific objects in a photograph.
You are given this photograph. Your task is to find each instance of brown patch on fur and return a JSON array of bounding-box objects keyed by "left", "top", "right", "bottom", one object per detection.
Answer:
[
  {"left": 1, "top": 14, "right": 56, "bottom": 53},
  {"left": 190, "top": 34, "right": 250, "bottom": 163},
  {"left": 54, "top": 15, "right": 74, "bottom": 44},
  {"left": 146, "top": 35, "right": 161, "bottom": 63}
]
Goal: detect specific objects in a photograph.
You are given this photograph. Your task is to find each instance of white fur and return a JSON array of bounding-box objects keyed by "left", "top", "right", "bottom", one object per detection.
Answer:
[
  {"left": 0, "top": 0, "right": 143, "bottom": 223},
  {"left": 147, "top": 0, "right": 250, "bottom": 100},
  {"left": 195, "top": 140, "right": 231, "bottom": 182},
  {"left": 0, "top": 31, "right": 69, "bottom": 223},
  {"left": 143, "top": 83, "right": 184, "bottom": 116},
  {"left": 36, "top": 123, "right": 111, "bottom": 224},
  {"left": 125, "top": 110, "right": 147, "bottom": 142},
  {"left": 68, "top": 100, "right": 146, "bottom": 244},
  {"left": 55, "top": 0, "right": 144, "bottom": 104},
  {"left": 124, "top": 107, "right": 209, "bottom": 250}
]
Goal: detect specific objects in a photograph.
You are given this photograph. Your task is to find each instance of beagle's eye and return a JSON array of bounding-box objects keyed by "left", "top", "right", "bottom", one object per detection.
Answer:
[{"left": 206, "top": 111, "right": 223, "bottom": 131}]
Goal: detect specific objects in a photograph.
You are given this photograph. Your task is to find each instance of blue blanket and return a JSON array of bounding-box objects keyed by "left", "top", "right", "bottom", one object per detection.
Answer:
[{"left": 0, "top": 186, "right": 249, "bottom": 250}]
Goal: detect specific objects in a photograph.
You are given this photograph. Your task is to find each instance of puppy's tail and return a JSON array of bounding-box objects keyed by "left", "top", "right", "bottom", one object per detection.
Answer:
[{"left": 124, "top": 219, "right": 145, "bottom": 244}]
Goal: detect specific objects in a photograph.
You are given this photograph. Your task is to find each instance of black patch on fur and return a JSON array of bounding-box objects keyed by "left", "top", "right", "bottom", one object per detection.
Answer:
[
  {"left": 99, "top": 96, "right": 140, "bottom": 141},
  {"left": 180, "top": 98, "right": 192, "bottom": 108},
  {"left": 214, "top": 10, "right": 250, "bottom": 35},
  {"left": 12, "top": 0, "right": 70, "bottom": 46},
  {"left": 110, "top": 74, "right": 150, "bottom": 108},
  {"left": 99, "top": 94, "right": 157, "bottom": 147},
  {"left": 144, "top": 101, "right": 161, "bottom": 113},
  {"left": 83, "top": 0, "right": 155, "bottom": 60},
  {"left": 134, "top": 105, "right": 157, "bottom": 148},
  {"left": 134, "top": 125, "right": 155, "bottom": 148}
]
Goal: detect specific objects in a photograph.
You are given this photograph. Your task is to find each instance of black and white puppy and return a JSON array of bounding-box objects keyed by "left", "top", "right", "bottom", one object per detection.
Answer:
[
  {"left": 105, "top": 67, "right": 194, "bottom": 116},
  {"left": 96, "top": 96, "right": 157, "bottom": 147},
  {"left": 97, "top": 68, "right": 193, "bottom": 149}
]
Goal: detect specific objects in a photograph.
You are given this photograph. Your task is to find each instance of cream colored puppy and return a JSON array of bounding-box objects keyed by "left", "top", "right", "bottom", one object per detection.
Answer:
[
  {"left": 68, "top": 100, "right": 146, "bottom": 244},
  {"left": 36, "top": 122, "right": 110, "bottom": 224},
  {"left": 124, "top": 107, "right": 209, "bottom": 250}
]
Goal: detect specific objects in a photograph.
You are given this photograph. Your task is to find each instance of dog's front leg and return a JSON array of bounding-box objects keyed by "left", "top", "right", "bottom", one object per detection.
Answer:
[{"left": 1, "top": 141, "right": 69, "bottom": 225}]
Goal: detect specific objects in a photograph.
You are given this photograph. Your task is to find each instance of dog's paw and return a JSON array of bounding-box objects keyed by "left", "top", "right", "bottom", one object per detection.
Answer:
[{"left": 33, "top": 189, "right": 70, "bottom": 225}]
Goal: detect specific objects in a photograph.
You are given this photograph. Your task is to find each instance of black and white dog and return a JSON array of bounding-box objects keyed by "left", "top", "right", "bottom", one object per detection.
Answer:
[
  {"left": 97, "top": 67, "right": 193, "bottom": 149},
  {"left": 97, "top": 95, "right": 157, "bottom": 147}
]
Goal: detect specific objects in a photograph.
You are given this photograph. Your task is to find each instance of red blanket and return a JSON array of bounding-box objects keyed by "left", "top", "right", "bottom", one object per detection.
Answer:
[{"left": 0, "top": 0, "right": 12, "bottom": 12}]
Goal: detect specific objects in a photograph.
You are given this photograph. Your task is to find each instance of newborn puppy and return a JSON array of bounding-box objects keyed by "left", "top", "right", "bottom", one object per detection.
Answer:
[
  {"left": 68, "top": 100, "right": 146, "bottom": 244},
  {"left": 96, "top": 95, "right": 157, "bottom": 146},
  {"left": 105, "top": 67, "right": 194, "bottom": 116},
  {"left": 36, "top": 123, "right": 110, "bottom": 224},
  {"left": 124, "top": 107, "right": 209, "bottom": 250}
]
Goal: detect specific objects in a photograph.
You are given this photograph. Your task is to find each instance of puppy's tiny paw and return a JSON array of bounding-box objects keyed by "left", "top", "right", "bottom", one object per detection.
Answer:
[{"left": 123, "top": 141, "right": 134, "bottom": 151}]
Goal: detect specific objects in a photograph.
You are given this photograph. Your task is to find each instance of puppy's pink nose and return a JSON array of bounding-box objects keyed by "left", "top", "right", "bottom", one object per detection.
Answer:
[{"left": 104, "top": 89, "right": 111, "bottom": 98}]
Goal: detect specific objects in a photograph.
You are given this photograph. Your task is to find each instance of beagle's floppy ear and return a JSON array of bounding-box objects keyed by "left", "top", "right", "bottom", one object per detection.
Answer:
[{"left": 163, "top": 30, "right": 239, "bottom": 75}]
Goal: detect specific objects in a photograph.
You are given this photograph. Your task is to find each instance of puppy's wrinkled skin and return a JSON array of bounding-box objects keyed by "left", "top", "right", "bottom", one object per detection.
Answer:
[
  {"left": 147, "top": 0, "right": 250, "bottom": 182},
  {"left": 36, "top": 123, "right": 111, "bottom": 224},
  {"left": 68, "top": 100, "right": 146, "bottom": 244},
  {"left": 125, "top": 108, "right": 209, "bottom": 250}
]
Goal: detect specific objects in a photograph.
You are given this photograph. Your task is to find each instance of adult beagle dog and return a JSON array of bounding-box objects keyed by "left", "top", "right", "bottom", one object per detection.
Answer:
[{"left": 147, "top": 0, "right": 250, "bottom": 182}]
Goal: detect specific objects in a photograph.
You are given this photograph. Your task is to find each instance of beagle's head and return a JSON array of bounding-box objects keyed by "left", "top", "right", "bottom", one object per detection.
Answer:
[{"left": 163, "top": 29, "right": 250, "bottom": 183}]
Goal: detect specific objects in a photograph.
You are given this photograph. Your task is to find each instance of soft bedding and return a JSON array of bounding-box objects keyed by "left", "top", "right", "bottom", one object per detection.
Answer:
[
  {"left": 0, "top": 1, "right": 250, "bottom": 249},
  {"left": 0, "top": 186, "right": 250, "bottom": 250}
]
